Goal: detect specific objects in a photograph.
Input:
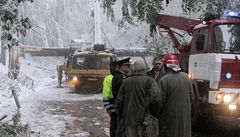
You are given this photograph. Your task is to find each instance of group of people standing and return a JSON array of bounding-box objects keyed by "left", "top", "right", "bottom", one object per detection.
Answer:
[{"left": 102, "top": 54, "right": 194, "bottom": 137}]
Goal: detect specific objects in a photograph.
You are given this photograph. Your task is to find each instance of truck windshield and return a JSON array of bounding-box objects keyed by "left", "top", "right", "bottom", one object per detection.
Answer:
[
  {"left": 72, "top": 55, "right": 111, "bottom": 70},
  {"left": 214, "top": 24, "right": 240, "bottom": 53}
]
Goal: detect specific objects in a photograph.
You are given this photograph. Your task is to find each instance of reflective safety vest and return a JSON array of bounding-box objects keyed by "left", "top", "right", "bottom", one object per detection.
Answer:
[{"left": 102, "top": 74, "right": 115, "bottom": 112}]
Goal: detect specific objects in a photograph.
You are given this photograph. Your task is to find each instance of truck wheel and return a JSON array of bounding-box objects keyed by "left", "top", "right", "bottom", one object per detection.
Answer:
[{"left": 75, "top": 83, "right": 81, "bottom": 91}]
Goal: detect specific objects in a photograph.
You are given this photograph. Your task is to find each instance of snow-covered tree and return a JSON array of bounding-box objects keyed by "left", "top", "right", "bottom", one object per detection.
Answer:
[
  {"left": 0, "top": 0, "right": 33, "bottom": 48},
  {"left": 101, "top": 0, "right": 240, "bottom": 26},
  {"left": 102, "top": 0, "right": 203, "bottom": 25}
]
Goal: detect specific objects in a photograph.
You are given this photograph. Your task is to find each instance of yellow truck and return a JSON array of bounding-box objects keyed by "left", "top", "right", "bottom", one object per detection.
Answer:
[{"left": 65, "top": 50, "right": 116, "bottom": 93}]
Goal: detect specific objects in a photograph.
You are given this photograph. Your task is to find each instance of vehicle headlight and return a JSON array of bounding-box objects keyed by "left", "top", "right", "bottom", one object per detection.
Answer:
[
  {"left": 188, "top": 73, "right": 192, "bottom": 79},
  {"left": 73, "top": 76, "right": 78, "bottom": 81},
  {"left": 216, "top": 93, "right": 223, "bottom": 99},
  {"left": 223, "top": 94, "right": 232, "bottom": 103},
  {"left": 229, "top": 104, "right": 237, "bottom": 110}
]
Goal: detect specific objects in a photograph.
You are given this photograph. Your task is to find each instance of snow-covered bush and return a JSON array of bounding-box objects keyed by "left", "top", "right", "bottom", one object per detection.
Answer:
[
  {"left": 0, "top": 69, "right": 36, "bottom": 98},
  {"left": 17, "top": 73, "right": 36, "bottom": 92},
  {"left": 0, "top": 63, "right": 36, "bottom": 117},
  {"left": 0, "top": 112, "right": 30, "bottom": 137},
  {"left": 0, "top": 63, "right": 36, "bottom": 137}
]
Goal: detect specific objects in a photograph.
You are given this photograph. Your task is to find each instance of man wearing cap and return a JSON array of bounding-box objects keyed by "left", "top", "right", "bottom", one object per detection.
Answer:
[
  {"left": 102, "top": 60, "right": 118, "bottom": 137},
  {"left": 111, "top": 57, "right": 131, "bottom": 137},
  {"left": 147, "top": 56, "right": 166, "bottom": 81},
  {"left": 157, "top": 54, "right": 194, "bottom": 137}
]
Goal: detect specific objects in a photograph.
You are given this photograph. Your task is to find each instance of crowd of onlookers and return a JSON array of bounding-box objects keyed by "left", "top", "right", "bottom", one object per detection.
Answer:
[{"left": 102, "top": 54, "right": 194, "bottom": 137}]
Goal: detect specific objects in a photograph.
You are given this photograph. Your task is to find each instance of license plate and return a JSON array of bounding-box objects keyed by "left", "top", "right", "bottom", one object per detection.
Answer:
[{"left": 87, "top": 78, "right": 97, "bottom": 81}]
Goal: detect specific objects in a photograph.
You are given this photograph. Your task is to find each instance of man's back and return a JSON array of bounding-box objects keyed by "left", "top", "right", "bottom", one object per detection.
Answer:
[
  {"left": 161, "top": 72, "right": 192, "bottom": 111},
  {"left": 116, "top": 74, "right": 162, "bottom": 127},
  {"left": 158, "top": 71, "right": 193, "bottom": 137}
]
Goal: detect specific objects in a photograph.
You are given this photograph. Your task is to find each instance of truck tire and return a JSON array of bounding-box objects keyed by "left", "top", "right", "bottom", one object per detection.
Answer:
[{"left": 75, "top": 83, "right": 81, "bottom": 91}]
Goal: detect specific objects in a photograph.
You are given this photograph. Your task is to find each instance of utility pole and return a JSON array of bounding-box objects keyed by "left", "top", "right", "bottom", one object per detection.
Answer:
[
  {"left": 94, "top": 0, "right": 103, "bottom": 46},
  {"left": 93, "top": 0, "right": 106, "bottom": 51}
]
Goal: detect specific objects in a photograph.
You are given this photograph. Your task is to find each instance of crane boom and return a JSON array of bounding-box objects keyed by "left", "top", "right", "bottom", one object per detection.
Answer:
[
  {"left": 154, "top": 14, "right": 202, "bottom": 52},
  {"left": 155, "top": 14, "right": 201, "bottom": 34}
]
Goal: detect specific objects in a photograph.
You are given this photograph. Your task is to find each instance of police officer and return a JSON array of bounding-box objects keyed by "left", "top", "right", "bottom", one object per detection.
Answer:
[
  {"left": 111, "top": 57, "right": 131, "bottom": 137},
  {"left": 102, "top": 60, "right": 118, "bottom": 137}
]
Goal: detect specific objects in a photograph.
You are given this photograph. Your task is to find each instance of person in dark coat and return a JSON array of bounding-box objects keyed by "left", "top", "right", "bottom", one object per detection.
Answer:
[
  {"left": 157, "top": 54, "right": 194, "bottom": 137},
  {"left": 110, "top": 57, "right": 131, "bottom": 137},
  {"left": 116, "top": 60, "right": 163, "bottom": 137},
  {"left": 102, "top": 60, "right": 118, "bottom": 137},
  {"left": 147, "top": 56, "right": 166, "bottom": 81}
]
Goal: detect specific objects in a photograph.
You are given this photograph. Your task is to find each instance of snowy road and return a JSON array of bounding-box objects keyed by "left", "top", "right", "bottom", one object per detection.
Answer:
[
  {"left": 19, "top": 80, "right": 240, "bottom": 137},
  {"left": 18, "top": 80, "right": 240, "bottom": 137},
  {"left": 20, "top": 80, "right": 110, "bottom": 137}
]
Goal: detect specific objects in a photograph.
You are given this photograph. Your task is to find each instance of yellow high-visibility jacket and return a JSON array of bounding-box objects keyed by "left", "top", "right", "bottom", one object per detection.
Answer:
[{"left": 102, "top": 74, "right": 115, "bottom": 112}]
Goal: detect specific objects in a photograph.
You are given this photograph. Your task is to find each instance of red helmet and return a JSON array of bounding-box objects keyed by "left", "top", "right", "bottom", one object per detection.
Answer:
[{"left": 163, "top": 54, "right": 179, "bottom": 66}]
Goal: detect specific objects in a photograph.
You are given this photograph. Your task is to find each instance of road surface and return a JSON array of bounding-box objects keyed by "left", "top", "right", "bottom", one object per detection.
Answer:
[{"left": 20, "top": 80, "right": 240, "bottom": 137}]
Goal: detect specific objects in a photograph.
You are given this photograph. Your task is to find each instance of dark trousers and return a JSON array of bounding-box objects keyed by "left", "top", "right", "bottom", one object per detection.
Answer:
[
  {"left": 125, "top": 126, "right": 143, "bottom": 137},
  {"left": 110, "top": 112, "right": 117, "bottom": 137}
]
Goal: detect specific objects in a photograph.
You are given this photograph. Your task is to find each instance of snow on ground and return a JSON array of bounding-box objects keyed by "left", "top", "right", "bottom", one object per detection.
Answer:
[
  {"left": 0, "top": 56, "right": 102, "bottom": 136},
  {"left": 0, "top": 63, "right": 35, "bottom": 120},
  {"left": 0, "top": 56, "right": 56, "bottom": 119},
  {"left": 20, "top": 82, "right": 101, "bottom": 136}
]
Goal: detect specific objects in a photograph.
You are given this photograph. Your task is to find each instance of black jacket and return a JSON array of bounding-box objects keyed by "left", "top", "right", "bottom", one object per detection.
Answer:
[{"left": 110, "top": 71, "right": 128, "bottom": 112}]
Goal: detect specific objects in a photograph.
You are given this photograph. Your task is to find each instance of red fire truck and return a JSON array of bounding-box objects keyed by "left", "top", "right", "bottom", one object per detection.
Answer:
[{"left": 153, "top": 11, "right": 240, "bottom": 120}]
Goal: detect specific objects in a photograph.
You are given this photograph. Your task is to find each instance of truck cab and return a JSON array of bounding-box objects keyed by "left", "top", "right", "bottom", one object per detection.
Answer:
[
  {"left": 154, "top": 11, "right": 240, "bottom": 118},
  {"left": 68, "top": 50, "right": 116, "bottom": 93},
  {"left": 188, "top": 13, "right": 240, "bottom": 117}
]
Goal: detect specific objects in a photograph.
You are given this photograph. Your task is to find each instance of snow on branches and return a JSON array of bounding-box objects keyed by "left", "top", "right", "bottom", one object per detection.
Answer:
[{"left": 0, "top": 0, "right": 33, "bottom": 48}]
